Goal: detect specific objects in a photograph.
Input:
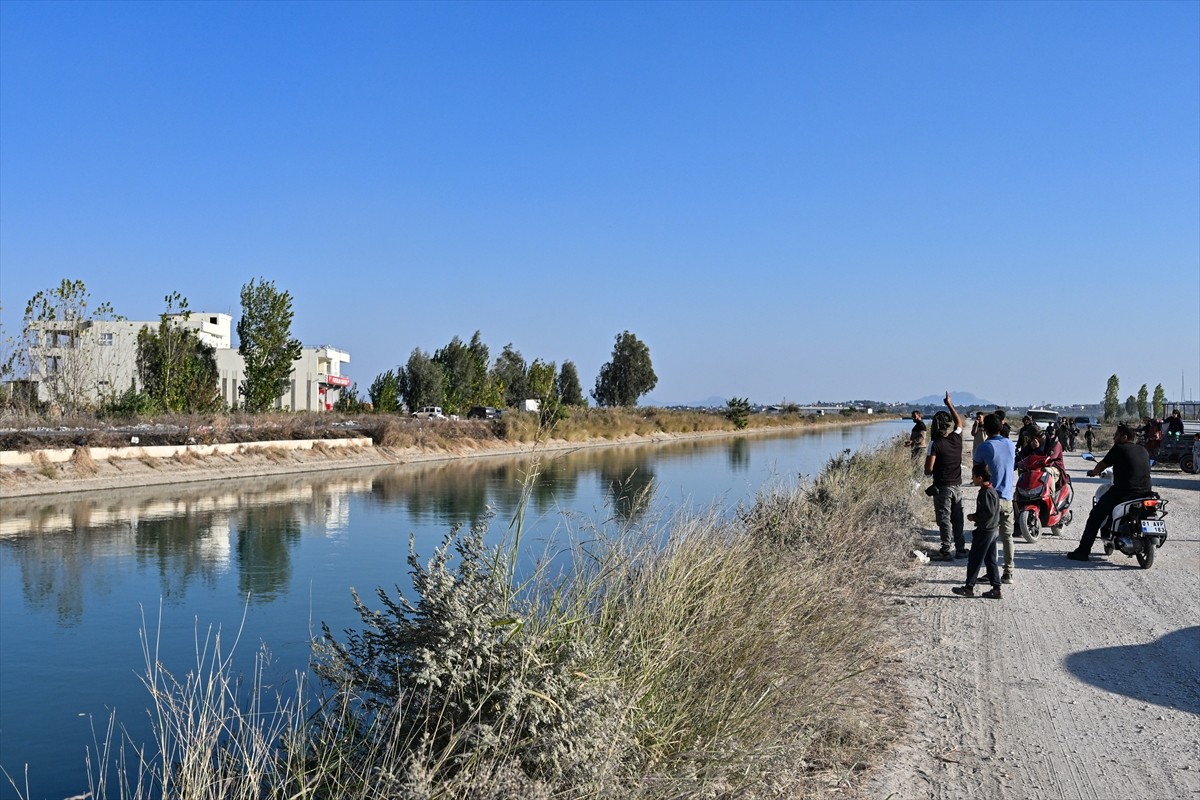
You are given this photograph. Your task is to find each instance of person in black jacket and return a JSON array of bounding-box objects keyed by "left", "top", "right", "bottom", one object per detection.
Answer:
[
  {"left": 951, "top": 462, "right": 1003, "bottom": 599},
  {"left": 925, "top": 392, "right": 966, "bottom": 560},
  {"left": 1068, "top": 424, "right": 1152, "bottom": 562}
]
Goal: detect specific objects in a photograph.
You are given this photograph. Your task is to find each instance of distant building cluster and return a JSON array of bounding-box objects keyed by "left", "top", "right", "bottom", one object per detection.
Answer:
[{"left": 23, "top": 312, "right": 350, "bottom": 411}]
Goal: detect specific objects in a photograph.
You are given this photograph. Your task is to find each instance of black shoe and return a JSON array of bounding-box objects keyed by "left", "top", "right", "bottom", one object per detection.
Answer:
[
  {"left": 1001, "top": 571, "right": 1013, "bottom": 585},
  {"left": 934, "top": 550, "right": 955, "bottom": 561},
  {"left": 1066, "top": 550, "right": 1090, "bottom": 562},
  {"left": 982, "top": 588, "right": 1002, "bottom": 600},
  {"left": 951, "top": 585, "right": 976, "bottom": 597},
  {"left": 955, "top": 550, "right": 969, "bottom": 559}
]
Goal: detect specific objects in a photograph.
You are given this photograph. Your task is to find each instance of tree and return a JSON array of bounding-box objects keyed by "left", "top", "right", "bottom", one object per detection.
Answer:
[
  {"left": 527, "top": 359, "right": 557, "bottom": 403},
  {"left": 333, "top": 382, "right": 366, "bottom": 413},
  {"left": 1104, "top": 375, "right": 1120, "bottom": 421},
  {"left": 368, "top": 369, "right": 402, "bottom": 413},
  {"left": 592, "top": 331, "right": 657, "bottom": 408},
  {"left": 1124, "top": 395, "right": 1137, "bottom": 416},
  {"left": 19, "top": 279, "right": 123, "bottom": 411},
  {"left": 1152, "top": 384, "right": 1166, "bottom": 418},
  {"left": 491, "top": 344, "right": 528, "bottom": 409},
  {"left": 1137, "top": 384, "right": 1149, "bottom": 419},
  {"left": 398, "top": 348, "right": 443, "bottom": 411},
  {"left": 433, "top": 334, "right": 490, "bottom": 416},
  {"left": 527, "top": 358, "right": 562, "bottom": 424},
  {"left": 557, "top": 360, "right": 585, "bottom": 407},
  {"left": 136, "top": 293, "right": 221, "bottom": 413},
  {"left": 725, "top": 397, "right": 751, "bottom": 429},
  {"left": 237, "top": 278, "right": 302, "bottom": 413}
]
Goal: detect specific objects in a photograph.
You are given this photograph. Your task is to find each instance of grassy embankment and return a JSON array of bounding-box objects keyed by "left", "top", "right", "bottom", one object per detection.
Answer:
[
  {"left": 55, "top": 436, "right": 922, "bottom": 800},
  {"left": 0, "top": 406, "right": 883, "bottom": 449}
]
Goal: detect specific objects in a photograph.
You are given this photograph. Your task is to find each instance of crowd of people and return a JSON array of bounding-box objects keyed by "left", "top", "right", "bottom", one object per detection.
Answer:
[{"left": 904, "top": 395, "right": 1161, "bottom": 600}]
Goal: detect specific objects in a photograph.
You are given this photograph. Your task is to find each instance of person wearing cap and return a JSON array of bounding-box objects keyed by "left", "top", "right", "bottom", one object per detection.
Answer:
[{"left": 925, "top": 391, "right": 966, "bottom": 560}]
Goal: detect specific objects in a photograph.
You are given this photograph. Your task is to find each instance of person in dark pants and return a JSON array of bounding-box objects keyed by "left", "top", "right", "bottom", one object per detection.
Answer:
[
  {"left": 951, "top": 462, "right": 1002, "bottom": 599},
  {"left": 973, "top": 413, "right": 1017, "bottom": 583},
  {"left": 1084, "top": 425, "right": 1096, "bottom": 452},
  {"left": 907, "top": 410, "right": 928, "bottom": 460},
  {"left": 925, "top": 391, "right": 966, "bottom": 560},
  {"left": 1068, "top": 424, "right": 1152, "bottom": 562}
]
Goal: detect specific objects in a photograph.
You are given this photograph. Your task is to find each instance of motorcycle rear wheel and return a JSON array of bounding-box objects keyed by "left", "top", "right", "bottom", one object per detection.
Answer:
[
  {"left": 1016, "top": 508, "right": 1041, "bottom": 543},
  {"left": 1136, "top": 537, "right": 1156, "bottom": 569}
]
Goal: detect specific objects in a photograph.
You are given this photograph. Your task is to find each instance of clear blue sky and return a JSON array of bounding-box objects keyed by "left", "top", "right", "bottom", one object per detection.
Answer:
[{"left": 2, "top": 1, "right": 1197, "bottom": 408}]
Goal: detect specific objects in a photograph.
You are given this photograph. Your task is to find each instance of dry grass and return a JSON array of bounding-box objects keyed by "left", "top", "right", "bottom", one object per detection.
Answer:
[
  {"left": 70, "top": 446, "right": 97, "bottom": 476},
  {"left": 173, "top": 449, "right": 203, "bottom": 466},
  {"left": 259, "top": 446, "right": 292, "bottom": 463},
  {"left": 32, "top": 451, "right": 57, "bottom": 478},
  {"left": 71, "top": 444, "right": 921, "bottom": 800}
]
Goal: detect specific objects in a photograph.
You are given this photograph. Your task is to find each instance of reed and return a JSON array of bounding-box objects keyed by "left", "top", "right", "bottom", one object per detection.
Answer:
[
  {"left": 70, "top": 446, "right": 97, "bottom": 475},
  {"left": 69, "top": 444, "right": 920, "bottom": 799}
]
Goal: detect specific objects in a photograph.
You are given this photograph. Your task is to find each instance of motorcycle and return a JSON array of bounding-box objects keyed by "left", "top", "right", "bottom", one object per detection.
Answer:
[
  {"left": 1081, "top": 453, "right": 1169, "bottom": 568},
  {"left": 1013, "top": 451, "right": 1074, "bottom": 542}
]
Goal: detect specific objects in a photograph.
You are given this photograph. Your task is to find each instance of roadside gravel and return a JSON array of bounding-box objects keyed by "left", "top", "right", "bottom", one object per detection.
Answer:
[{"left": 867, "top": 449, "right": 1200, "bottom": 800}]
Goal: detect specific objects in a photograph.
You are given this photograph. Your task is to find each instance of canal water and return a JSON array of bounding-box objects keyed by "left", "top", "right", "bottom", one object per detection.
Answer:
[{"left": 0, "top": 420, "right": 902, "bottom": 799}]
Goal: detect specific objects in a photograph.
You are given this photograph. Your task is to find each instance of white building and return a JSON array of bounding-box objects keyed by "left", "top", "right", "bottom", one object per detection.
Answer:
[{"left": 24, "top": 312, "right": 350, "bottom": 411}]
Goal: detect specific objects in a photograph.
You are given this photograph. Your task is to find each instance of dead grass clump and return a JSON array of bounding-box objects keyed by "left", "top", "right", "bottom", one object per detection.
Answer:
[
  {"left": 140, "top": 455, "right": 160, "bottom": 469},
  {"left": 32, "top": 451, "right": 57, "bottom": 478},
  {"left": 174, "top": 449, "right": 203, "bottom": 466},
  {"left": 260, "top": 446, "right": 292, "bottom": 463},
  {"left": 372, "top": 418, "right": 416, "bottom": 449},
  {"left": 70, "top": 446, "right": 97, "bottom": 476}
]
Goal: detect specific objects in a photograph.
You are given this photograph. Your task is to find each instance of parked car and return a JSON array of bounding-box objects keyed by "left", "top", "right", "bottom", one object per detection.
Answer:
[
  {"left": 466, "top": 406, "right": 501, "bottom": 420},
  {"left": 412, "top": 406, "right": 446, "bottom": 420},
  {"left": 1073, "top": 416, "right": 1102, "bottom": 429}
]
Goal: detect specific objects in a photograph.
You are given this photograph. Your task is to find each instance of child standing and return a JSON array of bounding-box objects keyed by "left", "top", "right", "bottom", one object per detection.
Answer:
[{"left": 951, "top": 462, "right": 1003, "bottom": 599}]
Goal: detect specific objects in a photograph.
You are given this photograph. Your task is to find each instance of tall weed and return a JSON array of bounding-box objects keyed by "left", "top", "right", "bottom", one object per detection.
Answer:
[{"left": 70, "top": 444, "right": 920, "bottom": 800}]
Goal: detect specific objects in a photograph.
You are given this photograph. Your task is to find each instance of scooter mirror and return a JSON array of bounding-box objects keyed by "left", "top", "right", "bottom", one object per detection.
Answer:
[{"left": 1081, "top": 453, "right": 1096, "bottom": 461}]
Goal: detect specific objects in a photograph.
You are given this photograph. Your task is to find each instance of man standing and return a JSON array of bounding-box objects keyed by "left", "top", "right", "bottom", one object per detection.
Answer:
[
  {"left": 1084, "top": 425, "right": 1096, "bottom": 452},
  {"left": 971, "top": 411, "right": 987, "bottom": 453},
  {"left": 974, "top": 413, "right": 1017, "bottom": 583},
  {"left": 907, "top": 410, "right": 928, "bottom": 460},
  {"left": 993, "top": 408, "right": 1012, "bottom": 439},
  {"left": 925, "top": 392, "right": 966, "bottom": 560},
  {"left": 1068, "top": 424, "right": 1152, "bottom": 562}
]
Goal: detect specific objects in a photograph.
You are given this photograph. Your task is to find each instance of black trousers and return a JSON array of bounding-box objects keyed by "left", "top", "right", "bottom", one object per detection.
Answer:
[
  {"left": 965, "top": 527, "right": 1000, "bottom": 589},
  {"left": 1078, "top": 487, "right": 1143, "bottom": 553}
]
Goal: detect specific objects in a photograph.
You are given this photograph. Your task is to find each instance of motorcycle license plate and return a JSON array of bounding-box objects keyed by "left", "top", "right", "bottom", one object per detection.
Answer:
[{"left": 1141, "top": 520, "right": 1167, "bottom": 535}]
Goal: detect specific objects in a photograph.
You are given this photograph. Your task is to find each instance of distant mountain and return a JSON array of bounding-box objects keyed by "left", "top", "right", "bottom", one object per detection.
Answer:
[{"left": 909, "top": 391, "right": 995, "bottom": 407}]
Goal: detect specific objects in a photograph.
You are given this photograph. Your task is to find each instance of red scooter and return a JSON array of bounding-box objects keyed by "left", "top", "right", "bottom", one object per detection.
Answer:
[{"left": 1013, "top": 453, "right": 1074, "bottom": 542}]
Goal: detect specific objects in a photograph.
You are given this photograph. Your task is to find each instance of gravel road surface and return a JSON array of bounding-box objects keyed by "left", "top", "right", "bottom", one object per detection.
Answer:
[{"left": 869, "top": 448, "right": 1200, "bottom": 800}]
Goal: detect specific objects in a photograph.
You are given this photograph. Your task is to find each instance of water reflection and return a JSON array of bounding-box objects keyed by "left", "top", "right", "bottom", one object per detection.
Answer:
[
  {"left": 0, "top": 426, "right": 897, "bottom": 627},
  {"left": 728, "top": 438, "right": 750, "bottom": 471}
]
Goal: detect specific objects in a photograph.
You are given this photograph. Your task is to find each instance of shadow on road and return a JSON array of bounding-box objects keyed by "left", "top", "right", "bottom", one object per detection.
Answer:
[{"left": 1064, "top": 626, "right": 1200, "bottom": 714}]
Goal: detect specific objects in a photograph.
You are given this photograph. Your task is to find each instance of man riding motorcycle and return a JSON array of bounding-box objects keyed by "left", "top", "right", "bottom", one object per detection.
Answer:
[{"left": 1067, "top": 423, "right": 1152, "bottom": 562}]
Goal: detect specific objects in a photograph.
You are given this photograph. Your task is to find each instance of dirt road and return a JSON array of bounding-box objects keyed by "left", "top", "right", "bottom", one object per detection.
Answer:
[{"left": 869, "top": 450, "right": 1200, "bottom": 800}]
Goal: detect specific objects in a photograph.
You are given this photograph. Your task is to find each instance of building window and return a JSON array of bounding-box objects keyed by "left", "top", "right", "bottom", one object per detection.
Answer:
[
  {"left": 99, "top": 332, "right": 114, "bottom": 346},
  {"left": 46, "top": 356, "right": 61, "bottom": 374}
]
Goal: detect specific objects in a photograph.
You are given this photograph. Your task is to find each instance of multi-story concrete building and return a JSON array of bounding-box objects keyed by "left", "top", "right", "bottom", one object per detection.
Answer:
[{"left": 24, "top": 312, "right": 350, "bottom": 411}]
